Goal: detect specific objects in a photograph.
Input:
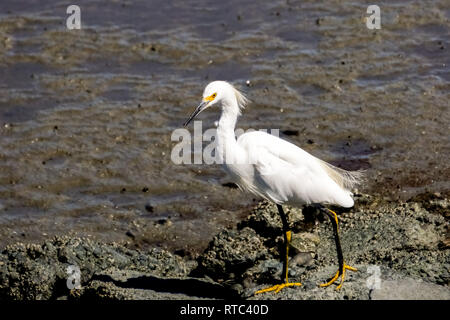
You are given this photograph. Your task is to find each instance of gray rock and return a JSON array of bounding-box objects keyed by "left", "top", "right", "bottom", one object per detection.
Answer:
[
  {"left": 0, "top": 236, "right": 191, "bottom": 300},
  {"left": 194, "top": 193, "right": 449, "bottom": 299},
  {"left": 238, "top": 201, "right": 305, "bottom": 238},
  {"left": 290, "top": 232, "right": 320, "bottom": 255},
  {"left": 370, "top": 278, "right": 450, "bottom": 300},
  {"left": 0, "top": 192, "right": 448, "bottom": 300},
  {"left": 191, "top": 227, "right": 269, "bottom": 282},
  {"left": 405, "top": 223, "right": 441, "bottom": 249},
  {"left": 71, "top": 268, "right": 234, "bottom": 300}
]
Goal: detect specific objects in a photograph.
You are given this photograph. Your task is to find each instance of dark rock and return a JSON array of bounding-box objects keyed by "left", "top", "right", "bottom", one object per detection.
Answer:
[
  {"left": 238, "top": 201, "right": 305, "bottom": 238},
  {"left": 0, "top": 237, "right": 190, "bottom": 300},
  {"left": 191, "top": 227, "right": 269, "bottom": 282},
  {"left": 72, "top": 269, "right": 236, "bottom": 300},
  {"left": 1, "top": 194, "right": 449, "bottom": 300}
]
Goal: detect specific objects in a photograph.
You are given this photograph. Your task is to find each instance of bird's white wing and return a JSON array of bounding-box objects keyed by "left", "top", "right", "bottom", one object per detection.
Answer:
[{"left": 236, "top": 131, "right": 360, "bottom": 207}]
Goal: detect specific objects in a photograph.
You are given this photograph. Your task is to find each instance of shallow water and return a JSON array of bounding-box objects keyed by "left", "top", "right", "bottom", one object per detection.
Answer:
[{"left": 0, "top": 0, "right": 448, "bottom": 253}]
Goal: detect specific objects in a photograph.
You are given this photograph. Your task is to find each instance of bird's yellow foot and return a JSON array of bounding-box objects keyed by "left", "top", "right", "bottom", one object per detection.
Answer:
[
  {"left": 255, "top": 282, "right": 302, "bottom": 294},
  {"left": 320, "top": 263, "right": 357, "bottom": 290}
]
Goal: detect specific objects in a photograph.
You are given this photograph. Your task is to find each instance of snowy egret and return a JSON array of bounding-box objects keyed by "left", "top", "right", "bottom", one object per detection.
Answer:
[{"left": 184, "top": 81, "right": 361, "bottom": 294}]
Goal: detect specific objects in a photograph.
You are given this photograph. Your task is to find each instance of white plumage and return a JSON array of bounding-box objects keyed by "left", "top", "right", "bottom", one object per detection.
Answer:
[
  {"left": 185, "top": 80, "right": 361, "bottom": 209},
  {"left": 233, "top": 131, "right": 359, "bottom": 207}
]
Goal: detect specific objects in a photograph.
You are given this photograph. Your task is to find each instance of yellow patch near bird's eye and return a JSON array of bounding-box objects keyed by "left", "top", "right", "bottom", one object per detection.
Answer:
[{"left": 204, "top": 93, "right": 217, "bottom": 102}]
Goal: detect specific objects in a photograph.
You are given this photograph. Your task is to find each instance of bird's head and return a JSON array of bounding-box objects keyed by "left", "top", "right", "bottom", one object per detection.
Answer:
[{"left": 183, "top": 81, "right": 248, "bottom": 127}]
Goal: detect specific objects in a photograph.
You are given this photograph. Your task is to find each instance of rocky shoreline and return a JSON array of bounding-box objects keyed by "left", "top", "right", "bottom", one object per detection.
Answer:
[{"left": 0, "top": 192, "right": 448, "bottom": 300}]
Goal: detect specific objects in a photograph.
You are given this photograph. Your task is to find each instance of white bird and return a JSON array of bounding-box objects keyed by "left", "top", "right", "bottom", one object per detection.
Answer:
[{"left": 184, "top": 81, "right": 361, "bottom": 294}]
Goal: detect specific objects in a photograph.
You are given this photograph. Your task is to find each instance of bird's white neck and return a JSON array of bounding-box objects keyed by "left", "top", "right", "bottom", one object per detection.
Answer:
[{"left": 216, "top": 98, "right": 241, "bottom": 165}]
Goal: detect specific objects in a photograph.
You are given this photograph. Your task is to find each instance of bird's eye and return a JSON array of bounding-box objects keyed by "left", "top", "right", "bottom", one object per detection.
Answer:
[{"left": 203, "top": 93, "right": 217, "bottom": 102}]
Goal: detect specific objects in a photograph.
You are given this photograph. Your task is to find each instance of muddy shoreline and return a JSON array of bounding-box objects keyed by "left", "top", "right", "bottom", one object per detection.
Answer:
[
  {"left": 0, "top": 191, "right": 448, "bottom": 300},
  {"left": 0, "top": 0, "right": 449, "bottom": 300},
  {"left": 1, "top": 0, "right": 449, "bottom": 254}
]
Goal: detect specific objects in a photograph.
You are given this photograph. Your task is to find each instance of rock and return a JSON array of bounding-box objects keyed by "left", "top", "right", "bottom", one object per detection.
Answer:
[
  {"left": 408, "top": 192, "right": 450, "bottom": 217},
  {"left": 291, "top": 252, "right": 315, "bottom": 267},
  {"left": 405, "top": 223, "right": 441, "bottom": 249},
  {"left": 0, "top": 193, "right": 449, "bottom": 300},
  {"left": 370, "top": 278, "right": 450, "bottom": 300},
  {"left": 0, "top": 237, "right": 191, "bottom": 300},
  {"left": 191, "top": 227, "right": 269, "bottom": 282},
  {"left": 71, "top": 268, "right": 235, "bottom": 300},
  {"left": 237, "top": 201, "right": 305, "bottom": 238},
  {"left": 290, "top": 232, "right": 320, "bottom": 255},
  {"left": 242, "top": 259, "right": 283, "bottom": 290},
  {"left": 249, "top": 265, "right": 450, "bottom": 300},
  {"left": 237, "top": 202, "right": 284, "bottom": 237},
  {"left": 195, "top": 195, "right": 449, "bottom": 299}
]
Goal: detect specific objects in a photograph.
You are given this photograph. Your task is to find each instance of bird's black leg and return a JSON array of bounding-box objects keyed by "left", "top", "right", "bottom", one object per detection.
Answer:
[
  {"left": 319, "top": 206, "right": 357, "bottom": 290},
  {"left": 277, "top": 204, "right": 290, "bottom": 283},
  {"left": 255, "top": 204, "right": 302, "bottom": 294},
  {"left": 322, "top": 208, "right": 344, "bottom": 274}
]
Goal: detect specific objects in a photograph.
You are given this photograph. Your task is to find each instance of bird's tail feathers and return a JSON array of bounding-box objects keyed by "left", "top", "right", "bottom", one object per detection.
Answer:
[{"left": 319, "top": 160, "right": 364, "bottom": 191}]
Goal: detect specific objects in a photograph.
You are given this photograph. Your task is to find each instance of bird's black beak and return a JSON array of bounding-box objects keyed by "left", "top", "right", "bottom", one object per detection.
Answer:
[{"left": 183, "top": 101, "right": 209, "bottom": 127}]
